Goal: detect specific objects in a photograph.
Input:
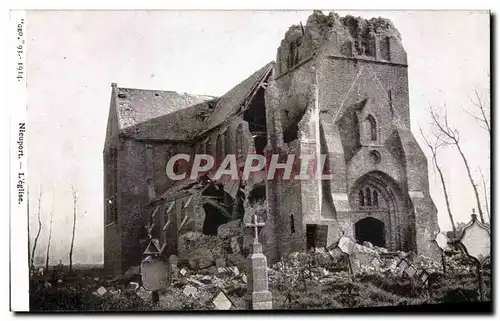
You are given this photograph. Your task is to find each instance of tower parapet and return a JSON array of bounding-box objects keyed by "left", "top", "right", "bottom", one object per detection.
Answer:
[{"left": 276, "top": 10, "right": 407, "bottom": 76}]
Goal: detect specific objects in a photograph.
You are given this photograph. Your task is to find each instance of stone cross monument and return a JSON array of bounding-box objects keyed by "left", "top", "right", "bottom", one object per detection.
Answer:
[{"left": 244, "top": 214, "right": 273, "bottom": 310}]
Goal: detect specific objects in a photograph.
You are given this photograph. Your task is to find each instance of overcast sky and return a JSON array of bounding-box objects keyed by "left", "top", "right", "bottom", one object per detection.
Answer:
[{"left": 26, "top": 10, "right": 490, "bottom": 265}]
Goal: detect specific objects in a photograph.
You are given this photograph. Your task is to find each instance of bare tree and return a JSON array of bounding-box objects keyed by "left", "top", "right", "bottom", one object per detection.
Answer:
[
  {"left": 480, "top": 168, "right": 490, "bottom": 222},
  {"left": 45, "top": 196, "right": 54, "bottom": 273},
  {"left": 69, "top": 185, "right": 79, "bottom": 273},
  {"left": 430, "top": 106, "right": 485, "bottom": 224},
  {"left": 419, "top": 126, "right": 457, "bottom": 237},
  {"left": 30, "top": 186, "right": 43, "bottom": 274},
  {"left": 462, "top": 89, "right": 490, "bottom": 137}
]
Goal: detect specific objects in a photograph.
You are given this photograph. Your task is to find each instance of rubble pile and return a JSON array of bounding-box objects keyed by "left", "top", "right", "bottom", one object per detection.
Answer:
[{"left": 177, "top": 220, "right": 247, "bottom": 273}]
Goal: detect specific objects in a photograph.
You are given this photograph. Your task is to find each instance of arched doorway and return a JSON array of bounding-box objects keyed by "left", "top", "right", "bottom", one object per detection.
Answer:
[
  {"left": 355, "top": 217, "right": 385, "bottom": 247},
  {"left": 349, "top": 171, "right": 405, "bottom": 251}
]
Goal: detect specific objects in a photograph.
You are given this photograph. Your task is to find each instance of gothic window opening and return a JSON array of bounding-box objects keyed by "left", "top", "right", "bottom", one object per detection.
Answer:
[
  {"left": 366, "top": 187, "right": 372, "bottom": 206},
  {"left": 364, "top": 115, "right": 377, "bottom": 141},
  {"left": 373, "top": 190, "right": 379, "bottom": 206},
  {"left": 357, "top": 186, "right": 381, "bottom": 209},
  {"left": 290, "top": 214, "right": 295, "bottom": 234},
  {"left": 359, "top": 190, "right": 365, "bottom": 206}
]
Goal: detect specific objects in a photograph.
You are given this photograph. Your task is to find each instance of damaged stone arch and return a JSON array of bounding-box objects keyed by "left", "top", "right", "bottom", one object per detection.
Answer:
[
  {"left": 349, "top": 170, "right": 404, "bottom": 251},
  {"left": 201, "top": 182, "right": 245, "bottom": 236},
  {"left": 242, "top": 78, "right": 269, "bottom": 156}
]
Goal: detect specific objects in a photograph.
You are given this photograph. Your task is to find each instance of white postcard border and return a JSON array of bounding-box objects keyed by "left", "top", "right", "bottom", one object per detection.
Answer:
[{"left": 9, "top": 9, "right": 29, "bottom": 312}]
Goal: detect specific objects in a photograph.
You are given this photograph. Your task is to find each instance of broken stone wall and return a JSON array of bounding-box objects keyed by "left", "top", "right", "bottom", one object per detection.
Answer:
[{"left": 274, "top": 58, "right": 316, "bottom": 143}]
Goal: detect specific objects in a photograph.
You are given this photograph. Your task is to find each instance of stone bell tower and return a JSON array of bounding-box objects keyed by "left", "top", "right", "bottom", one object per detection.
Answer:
[{"left": 266, "top": 10, "right": 439, "bottom": 259}]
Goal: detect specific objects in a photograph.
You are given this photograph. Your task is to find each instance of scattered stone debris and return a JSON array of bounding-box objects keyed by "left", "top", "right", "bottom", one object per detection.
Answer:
[
  {"left": 183, "top": 284, "right": 198, "bottom": 297},
  {"left": 319, "top": 267, "right": 329, "bottom": 277},
  {"left": 128, "top": 282, "right": 140, "bottom": 292},
  {"left": 215, "top": 258, "right": 226, "bottom": 267},
  {"left": 188, "top": 248, "right": 215, "bottom": 270},
  {"left": 187, "top": 277, "right": 205, "bottom": 287},
  {"left": 180, "top": 268, "right": 187, "bottom": 276},
  {"left": 228, "top": 266, "right": 239, "bottom": 276},
  {"left": 136, "top": 287, "right": 150, "bottom": 301},
  {"left": 212, "top": 290, "right": 233, "bottom": 310},
  {"left": 217, "top": 220, "right": 241, "bottom": 239},
  {"left": 363, "top": 241, "right": 374, "bottom": 248},
  {"left": 96, "top": 286, "right": 107, "bottom": 296}
]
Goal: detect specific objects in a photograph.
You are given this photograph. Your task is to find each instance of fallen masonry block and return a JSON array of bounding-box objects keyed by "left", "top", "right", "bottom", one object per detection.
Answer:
[
  {"left": 96, "top": 286, "right": 107, "bottom": 296},
  {"left": 212, "top": 290, "right": 233, "bottom": 310},
  {"left": 187, "top": 277, "right": 205, "bottom": 287},
  {"left": 228, "top": 266, "right": 239, "bottom": 276},
  {"left": 183, "top": 285, "right": 198, "bottom": 297},
  {"left": 136, "top": 287, "right": 150, "bottom": 301},
  {"left": 201, "top": 276, "right": 212, "bottom": 284}
]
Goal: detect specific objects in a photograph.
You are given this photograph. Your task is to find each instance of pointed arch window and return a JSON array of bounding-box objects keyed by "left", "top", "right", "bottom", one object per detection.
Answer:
[
  {"left": 365, "top": 115, "right": 377, "bottom": 141},
  {"left": 357, "top": 186, "right": 381, "bottom": 209},
  {"left": 366, "top": 187, "right": 372, "bottom": 206},
  {"left": 359, "top": 190, "right": 365, "bottom": 206}
]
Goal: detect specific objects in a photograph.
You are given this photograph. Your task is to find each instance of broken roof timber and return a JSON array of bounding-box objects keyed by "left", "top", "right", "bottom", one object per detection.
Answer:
[{"left": 198, "top": 62, "right": 275, "bottom": 137}]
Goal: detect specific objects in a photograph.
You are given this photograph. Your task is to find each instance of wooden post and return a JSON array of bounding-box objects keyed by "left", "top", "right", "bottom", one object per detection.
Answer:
[
  {"left": 476, "top": 261, "right": 485, "bottom": 302},
  {"left": 152, "top": 290, "right": 159, "bottom": 304},
  {"left": 347, "top": 255, "right": 353, "bottom": 296},
  {"left": 427, "top": 277, "right": 432, "bottom": 299},
  {"left": 441, "top": 252, "right": 447, "bottom": 275}
]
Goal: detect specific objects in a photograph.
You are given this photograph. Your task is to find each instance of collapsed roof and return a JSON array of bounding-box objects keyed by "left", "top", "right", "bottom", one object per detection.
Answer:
[{"left": 113, "top": 62, "right": 274, "bottom": 141}]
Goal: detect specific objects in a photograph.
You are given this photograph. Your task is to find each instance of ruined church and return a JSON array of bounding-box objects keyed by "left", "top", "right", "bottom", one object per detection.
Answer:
[{"left": 103, "top": 11, "right": 439, "bottom": 274}]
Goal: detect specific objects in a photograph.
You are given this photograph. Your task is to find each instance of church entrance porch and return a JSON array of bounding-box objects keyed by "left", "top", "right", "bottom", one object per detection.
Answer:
[
  {"left": 355, "top": 217, "right": 385, "bottom": 247},
  {"left": 347, "top": 171, "right": 407, "bottom": 251}
]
